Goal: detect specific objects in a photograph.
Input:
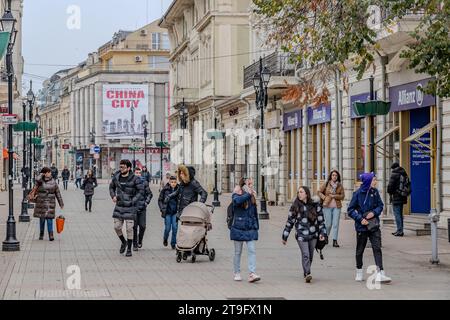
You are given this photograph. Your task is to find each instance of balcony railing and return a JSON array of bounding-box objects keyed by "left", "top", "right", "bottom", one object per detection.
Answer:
[{"left": 243, "top": 51, "right": 295, "bottom": 89}]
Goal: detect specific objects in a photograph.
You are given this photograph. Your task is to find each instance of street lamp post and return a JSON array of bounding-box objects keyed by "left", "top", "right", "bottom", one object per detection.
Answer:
[
  {"left": 143, "top": 119, "right": 148, "bottom": 167},
  {"left": 212, "top": 117, "right": 220, "bottom": 207},
  {"left": 19, "top": 101, "right": 29, "bottom": 221},
  {"left": 180, "top": 98, "right": 187, "bottom": 164},
  {"left": 252, "top": 57, "right": 271, "bottom": 220},
  {"left": 27, "top": 83, "right": 35, "bottom": 192},
  {"left": 2, "top": 0, "right": 20, "bottom": 251},
  {"left": 34, "top": 114, "right": 41, "bottom": 184}
]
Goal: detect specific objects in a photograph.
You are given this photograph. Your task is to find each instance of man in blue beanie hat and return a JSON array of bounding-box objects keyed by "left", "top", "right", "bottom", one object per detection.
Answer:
[{"left": 347, "top": 172, "right": 392, "bottom": 284}]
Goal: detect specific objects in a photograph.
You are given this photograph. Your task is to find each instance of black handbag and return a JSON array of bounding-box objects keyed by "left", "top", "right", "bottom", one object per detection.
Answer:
[{"left": 365, "top": 215, "right": 380, "bottom": 231}]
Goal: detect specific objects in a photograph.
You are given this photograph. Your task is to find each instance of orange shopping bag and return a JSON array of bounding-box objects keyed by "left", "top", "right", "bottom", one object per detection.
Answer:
[{"left": 56, "top": 215, "right": 65, "bottom": 234}]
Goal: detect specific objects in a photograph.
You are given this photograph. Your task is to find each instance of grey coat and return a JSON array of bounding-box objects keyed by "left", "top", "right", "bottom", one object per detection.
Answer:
[
  {"left": 109, "top": 172, "right": 145, "bottom": 220},
  {"left": 33, "top": 175, "right": 64, "bottom": 219}
]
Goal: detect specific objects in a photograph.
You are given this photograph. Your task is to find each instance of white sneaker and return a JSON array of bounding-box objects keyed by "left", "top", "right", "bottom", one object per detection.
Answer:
[
  {"left": 248, "top": 273, "right": 261, "bottom": 283},
  {"left": 355, "top": 269, "right": 364, "bottom": 281},
  {"left": 233, "top": 273, "right": 242, "bottom": 281},
  {"left": 375, "top": 270, "right": 392, "bottom": 284}
]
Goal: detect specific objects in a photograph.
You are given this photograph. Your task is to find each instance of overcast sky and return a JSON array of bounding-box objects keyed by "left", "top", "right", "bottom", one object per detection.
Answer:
[{"left": 22, "top": 0, "right": 172, "bottom": 93}]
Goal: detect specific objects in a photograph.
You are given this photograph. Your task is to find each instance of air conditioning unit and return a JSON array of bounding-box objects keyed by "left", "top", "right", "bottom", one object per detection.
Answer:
[
  {"left": 140, "top": 29, "right": 148, "bottom": 36},
  {"left": 135, "top": 56, "right": 143, "bottom": 63}
]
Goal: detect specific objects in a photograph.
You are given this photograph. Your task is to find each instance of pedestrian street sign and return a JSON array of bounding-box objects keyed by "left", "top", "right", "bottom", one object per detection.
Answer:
[{"left": 1, "top": 114, "right": 18, "bottom": 125}]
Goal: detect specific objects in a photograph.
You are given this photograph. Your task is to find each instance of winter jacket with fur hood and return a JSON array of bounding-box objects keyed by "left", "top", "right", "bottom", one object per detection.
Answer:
[{"left": 167, "top": 165, "right": 207, "bottom": 217}]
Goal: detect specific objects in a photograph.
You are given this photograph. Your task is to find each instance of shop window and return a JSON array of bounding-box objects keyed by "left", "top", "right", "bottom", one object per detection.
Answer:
[
  {"left": 354, "top": 118, "right": 365, "bottom": 181},
  {"left": 312, "top": 123, "right": 330, "bottom": 183}
]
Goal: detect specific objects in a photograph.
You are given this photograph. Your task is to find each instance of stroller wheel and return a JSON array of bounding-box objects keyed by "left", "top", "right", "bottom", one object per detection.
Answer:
[
  {"left": 182, "top": 252, "right": 188, "bottom": 260},
  {"left": 176, "top": 252, "right": 182, "bottom": 263},
  {"left": 208, "top": 248, "right": 215, "bottom": 261},
  {"left": 191, "top": 255, "right": 196, "bottom": 263}
]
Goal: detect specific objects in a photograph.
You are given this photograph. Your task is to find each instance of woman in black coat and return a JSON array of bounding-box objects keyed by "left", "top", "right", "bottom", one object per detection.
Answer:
[
  {"left": 282, "top": 186, "right": 327, "bottom": 283},
  {"left": 81, "top": 169, "right": 98, "bottom": 212}
]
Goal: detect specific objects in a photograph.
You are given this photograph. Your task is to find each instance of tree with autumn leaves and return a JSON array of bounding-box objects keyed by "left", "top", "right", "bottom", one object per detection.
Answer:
[{"left": 252, "top": 0, "right": 449, "bottom": 106}]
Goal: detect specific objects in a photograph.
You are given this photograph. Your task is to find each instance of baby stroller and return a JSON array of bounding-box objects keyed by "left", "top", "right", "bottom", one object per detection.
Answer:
[{"left": 176, "top": 202, "right": 215, "bottom": 263}]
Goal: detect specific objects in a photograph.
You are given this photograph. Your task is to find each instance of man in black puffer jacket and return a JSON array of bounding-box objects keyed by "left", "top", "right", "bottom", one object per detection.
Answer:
[
  {"left": 109, "top": 159, "right": 145, "bottom": 257},
  {"left": 132, "top": 167, "right": 153, "bottom": 251},
  {"left": 387, "top": 162, "right": 409, "bottom": 237},
  {"left": 166, "top": 165, "right": 207, "bottom": 219}
]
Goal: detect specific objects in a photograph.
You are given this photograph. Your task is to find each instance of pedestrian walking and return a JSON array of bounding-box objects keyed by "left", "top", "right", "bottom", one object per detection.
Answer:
[
  {"left": 318, "top": 169, "right": 345, "bottom": 247},
  {"left": 282, "top": 186, "right": 327, "bottom": 283},
  {"left": 75, "top": 166, "right": 83, "bottom": 189},
  {"left": 81, "top": 169, "right": 98, "bottom": 212},
  {"left": 160, "top": 172, "right": 171, "bottom": 191},
  {"left": 387, "top": 162, "right": 410, "bottom": 237},
  {"left": 61, "top": 166, "right": 70, "bottom": 191},
  {"left": 132, "top": 167, "right": 153, "bottom": 250},
  {"left": 230, "top": 178, "right": 260, "bottom": 283},
  {"left": 109, "top": 159, "right": 144, "bottom": 257},
  {"left": 141, "top": 166, "right": 151, "bottom": 183},
  {"left": 33, "top": 167, "right": 64, "bottom": 241},
  {"left": 166, "top": 165, "right": 207, "bottom": 220},
  {"left": 50, "top": 163, "right": 59, "bottom": 184},
  {"left": 158, "top": 175, "right": 179, "bottom": 249},
  {"left": 348, "top": 172, "right": 392, "bottom": 284}
]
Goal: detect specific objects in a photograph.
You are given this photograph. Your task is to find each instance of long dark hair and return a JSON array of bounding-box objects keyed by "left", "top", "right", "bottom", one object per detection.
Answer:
[
  {"left": 327, "top": 170, "right": 341, "bottom": 184},
  {"left": 292, "top": 186, "right": 317, "bottom": 223}
]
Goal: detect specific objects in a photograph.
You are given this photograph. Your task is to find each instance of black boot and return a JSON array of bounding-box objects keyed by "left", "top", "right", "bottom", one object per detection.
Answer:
[
  {"left": 133, "top": 240, "right": 139, "bottom": 251},
  {"left": 39, "top": 230, "right": 44, "bottom": 240},
  {"left": 333, "top": 240, "right": 340, "bottom": 248},
  {"left": 49, "top": 232, "right": 54, "bottom": 241},
  {"left": 126, "top": 239, "right": 133, "bottom": 257},
  {"left": 119, "top": 235, "right": 127, "bottom": 254},
  {"left": 138, "top": 227, "right": 145, "bottom": 248}
]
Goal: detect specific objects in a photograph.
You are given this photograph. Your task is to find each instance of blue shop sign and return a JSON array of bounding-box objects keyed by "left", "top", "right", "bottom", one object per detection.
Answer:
[
  {"left": 350, "top": 92, "right": 377, "bottom": 119},
  {"left": 283, "top": 110, "right": 303, "bottom": 131},
  {"left": 390, "top": 78, "right": 435, "bottom": 112},
  {"left": 307, "top": 103, "right": 331, "bottom": 125}
]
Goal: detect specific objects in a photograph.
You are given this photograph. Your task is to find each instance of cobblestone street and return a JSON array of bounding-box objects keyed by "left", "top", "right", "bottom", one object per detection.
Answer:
[{"left": 0, "top": 182, "right": 449, "bottom": 300}]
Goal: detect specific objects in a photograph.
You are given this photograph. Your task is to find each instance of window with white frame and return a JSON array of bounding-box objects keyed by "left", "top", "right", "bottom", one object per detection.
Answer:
[
  {"left": 161, "top": 33, "right": 170, "bottom": 50},
  {"left": 152, "top": 33, "right": 160, "bottom": 49},
  {"left": 149, "top": 56, "right": 169, "bottom": 69}
]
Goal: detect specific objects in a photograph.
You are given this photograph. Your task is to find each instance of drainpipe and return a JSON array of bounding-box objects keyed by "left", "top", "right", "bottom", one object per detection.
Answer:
[
  {"left": 335, "top": 69, "right": 343, "bottom": 173},
  {"left": 380, "top": 54, "right": 388, "bottom": 215},
  {"left": 430, "top": 79, "right": 442, "bottom": 265}
]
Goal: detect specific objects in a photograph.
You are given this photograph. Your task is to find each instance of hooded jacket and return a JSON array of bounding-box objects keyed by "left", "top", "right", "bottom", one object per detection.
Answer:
[
  {"left": 33, "top": 174, "right": 64, "bottom": 219},
  {"left": 387, "top": 166, "right": 409, "bottom": 205},
  {"left": 136, "top": 176, "right": 153, "bottom": 212},
  {"left": 282, "top": 197, "right": 327, "bottom": 242},
  {"left": 166, "top": 165, "right": 207, "bottom": 218},
  {"left": 230, "top": 191, "right": 259, "bottom": 241},
  {"left": 158, "top": 182, "right": 179, "bottom": 215},
  {"left": 347, "top": 173, "right": 384, "bottom": 232},
  {"left": 109, "top": 171, "right": 145, "bottom": 220},
  {"left": 82, "top": 176, "right": 98, "bottom": 196}
]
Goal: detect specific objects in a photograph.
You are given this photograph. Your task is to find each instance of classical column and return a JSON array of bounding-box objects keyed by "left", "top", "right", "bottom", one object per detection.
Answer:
[
  {"left": 80, "top": 88, "right": 85, "bottom": 148},
  {"left": 85, "top": 86, "right": 90, "bottom": 146}
]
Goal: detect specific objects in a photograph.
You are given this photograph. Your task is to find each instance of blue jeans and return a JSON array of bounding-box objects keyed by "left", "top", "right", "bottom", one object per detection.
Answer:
[
  {"left": 393, "top": 204, "right": 404, "bottom": 233},
  {"left": 323, "top": 207, "right": 341, "bottom": 241},
  {"left": 164, "top": 214, "right": 178, "bottom": 246},
  {"left": 233, "top": 241, "right": 256, "bottom": 274},
  {"left": 39, "top": 218, "right": 54, "bottom": 233}
]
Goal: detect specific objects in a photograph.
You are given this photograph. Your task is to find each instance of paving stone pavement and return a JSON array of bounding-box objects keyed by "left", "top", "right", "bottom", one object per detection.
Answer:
[{"left": 0, "top": 182, "right": 449, "bottom": 300}]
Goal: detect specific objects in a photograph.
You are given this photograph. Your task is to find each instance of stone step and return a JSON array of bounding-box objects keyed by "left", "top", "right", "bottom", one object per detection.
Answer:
[
  {"left": 383, "top": 223, "right": 431, "bottom": 236},
  {"left": 404, "top": 215, "right": 430, "bottom": 222}
]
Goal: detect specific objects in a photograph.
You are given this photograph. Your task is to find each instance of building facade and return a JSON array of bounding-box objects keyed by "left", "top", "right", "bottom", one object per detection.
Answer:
[
  {"left": 160, "top": 0, "right": 252, "bottom": 192},
  {"left": 39, "top": 20, "right": 170, "bottom": 179}
]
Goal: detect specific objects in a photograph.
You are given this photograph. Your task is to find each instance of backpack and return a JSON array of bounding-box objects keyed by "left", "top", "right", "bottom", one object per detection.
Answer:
[
  {"left": 398, "top": 174, "right": 411, "bottom": 197},
  {"left": 226, "top": 202, "right": 234, "bottom": 229}
]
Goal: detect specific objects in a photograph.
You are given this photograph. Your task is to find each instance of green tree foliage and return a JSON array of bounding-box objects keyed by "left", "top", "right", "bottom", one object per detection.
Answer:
[{"left": 253, "top": 0, "right": 449, "bottom": 102}]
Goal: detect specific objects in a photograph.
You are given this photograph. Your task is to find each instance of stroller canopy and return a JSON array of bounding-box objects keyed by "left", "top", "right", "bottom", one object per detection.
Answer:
[{"left": 180, "top": 202, "right": 211, "bottom": 223}]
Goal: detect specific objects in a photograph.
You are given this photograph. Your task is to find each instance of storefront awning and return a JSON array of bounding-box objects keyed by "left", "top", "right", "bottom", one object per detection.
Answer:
[{"left": 374, "top": 125, "right": 399, "bottom": 145}]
